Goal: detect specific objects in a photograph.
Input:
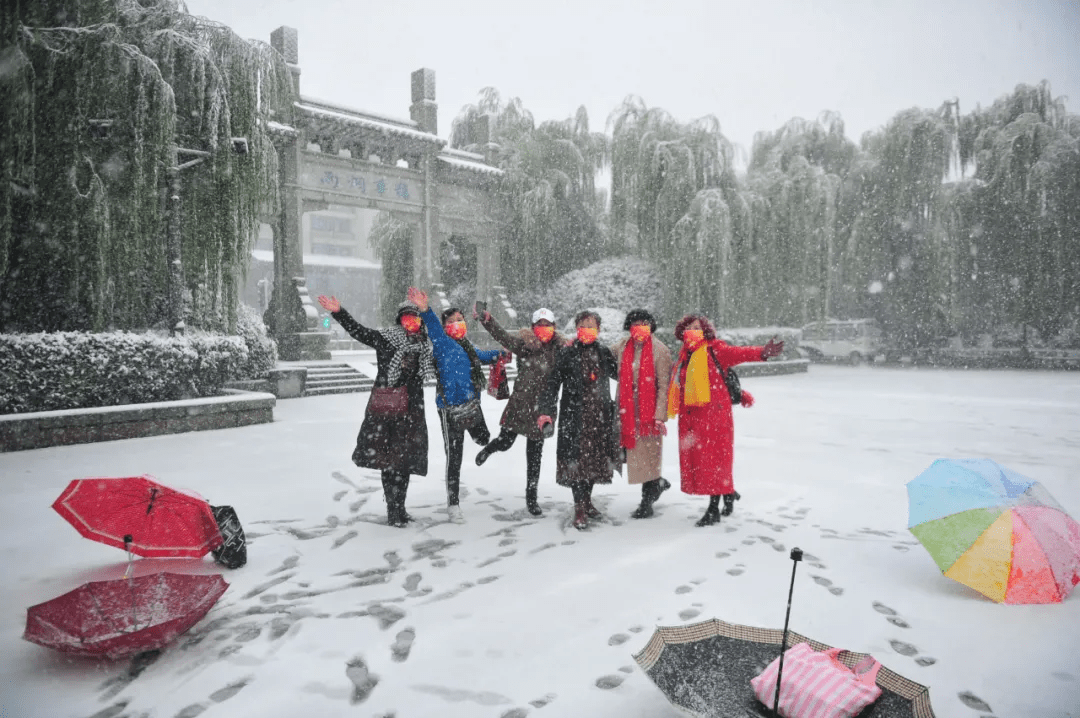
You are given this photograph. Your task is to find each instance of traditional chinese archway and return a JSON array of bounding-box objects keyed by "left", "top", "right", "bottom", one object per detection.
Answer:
[{"left": 261, "top": 27, "right": 507, "bottom": 360}]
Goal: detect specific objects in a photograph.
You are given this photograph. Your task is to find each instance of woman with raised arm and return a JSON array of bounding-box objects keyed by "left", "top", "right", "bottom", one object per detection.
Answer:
[
  {"left": 475, "top": 306, "right": 567, "bottom": 516},
  {"left": 611, "top": 309, "right": 673, "bottom": 519},
  {"left": 537, "top": 310, "right": 621, "bottom": 530},
  {"left": 316, "top": 294, "right": 435, "bottom": 528},
  {"left": 668, "top": 314, "right": 784, "bottom": 526},
  {"left": 407, "top": 288, "right": 506, "bottom": 524}
]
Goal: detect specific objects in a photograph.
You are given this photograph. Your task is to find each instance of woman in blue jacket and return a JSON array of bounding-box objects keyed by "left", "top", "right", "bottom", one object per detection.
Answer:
[{"left": 407, "top": 288, "right": 505, "bottom": 524}]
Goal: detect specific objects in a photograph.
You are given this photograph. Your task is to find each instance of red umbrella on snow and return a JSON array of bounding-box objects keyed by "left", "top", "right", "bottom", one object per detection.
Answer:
[
  {"left": 23, "top": 572, "right": 228, "bottom": 659},
  {"left": 52, "top": 476, "right": 223, "bottom": 558}
]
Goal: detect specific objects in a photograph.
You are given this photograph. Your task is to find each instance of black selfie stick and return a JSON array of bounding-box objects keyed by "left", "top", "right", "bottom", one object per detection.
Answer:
[{"left": 773, "top": 547, "right": 804, "bottom": 713}]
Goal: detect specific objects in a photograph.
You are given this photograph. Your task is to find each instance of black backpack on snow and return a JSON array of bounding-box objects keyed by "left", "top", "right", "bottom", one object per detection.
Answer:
[{"left": 210, "top": 505, "right": 247, "bottom": 569}]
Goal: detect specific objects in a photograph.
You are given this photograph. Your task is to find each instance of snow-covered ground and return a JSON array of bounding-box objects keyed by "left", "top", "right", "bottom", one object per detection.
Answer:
[{"left": 1, "top": 365, "right": 1078, "bottom": 718}]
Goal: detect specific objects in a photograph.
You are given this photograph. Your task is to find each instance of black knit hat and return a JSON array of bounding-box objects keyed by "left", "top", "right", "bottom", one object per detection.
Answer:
[
  {"left": 396, "top": 301, "right": 421, "bottom": 323},
  {"left": 623, "top": 308, "right": 657, "bottom": 332},
  {"left": 440, "top": 307, "right": 463, "bottom": 325}
]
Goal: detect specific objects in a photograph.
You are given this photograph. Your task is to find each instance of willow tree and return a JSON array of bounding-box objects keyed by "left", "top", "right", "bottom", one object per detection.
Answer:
[
  {"left": 451, "top": 90, "right": 608, "bottom": 291},
  {"left": 1, "top": 0, "right": 291, "bottom": 333},
  {"left": 961, "top": 83, "right": 1079, "bottom": 342},
  {"left": 367, "top": 212, "right": 414, "bottom": 326},
  {"left": 849, "top": 107, "right": 957, "bottom": 347},
  {"left": 607, "top": 98, "right": 738, "bottom": 322},
  {"left": 745, "top": 114, "right": 855, "bottom": 326},
  {"left": 608, "top": 98, "right": 736, "bottom": 261}
]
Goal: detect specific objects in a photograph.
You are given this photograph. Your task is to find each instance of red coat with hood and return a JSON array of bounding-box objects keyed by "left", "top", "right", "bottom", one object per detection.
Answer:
[{"left": 671, "top": 329, "right": 765, "bottom": 496}]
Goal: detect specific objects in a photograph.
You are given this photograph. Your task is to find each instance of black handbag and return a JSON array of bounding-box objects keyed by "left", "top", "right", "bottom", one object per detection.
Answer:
[
  {"left": 708, "top": 347, "right": 743, "bottom": 405},
  {"left": 210, "top": 505, "right": 247, "bottom": 569},
  {"left": 442, "top": 397, "right": 485, "bottom": 432}
]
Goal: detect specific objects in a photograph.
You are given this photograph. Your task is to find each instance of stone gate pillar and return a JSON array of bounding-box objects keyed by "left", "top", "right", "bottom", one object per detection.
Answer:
[{"left": 266, "top": 26, "right": 330, "bottom": 361}]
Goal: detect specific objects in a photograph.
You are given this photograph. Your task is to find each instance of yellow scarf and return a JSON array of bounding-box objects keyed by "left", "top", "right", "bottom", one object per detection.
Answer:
[{"left": 667, "top": 345, "right": 711, "bottom": 417}]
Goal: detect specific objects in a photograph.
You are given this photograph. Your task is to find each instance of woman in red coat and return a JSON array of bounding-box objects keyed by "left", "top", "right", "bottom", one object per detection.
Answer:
[{"left": 667, "top": 314, "right": 784, "bottom": 526}]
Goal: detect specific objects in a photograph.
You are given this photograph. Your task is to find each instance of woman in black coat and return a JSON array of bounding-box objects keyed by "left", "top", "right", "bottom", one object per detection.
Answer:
[
  {"left": 318, "top": 295, "right": 436, "bottom": 527},
  {"left": 538, "top": 310, "right": 622, "bottom": 530}
]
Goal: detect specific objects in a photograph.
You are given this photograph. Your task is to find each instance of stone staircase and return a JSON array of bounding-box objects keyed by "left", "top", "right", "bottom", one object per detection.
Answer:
[
  {"left": 298, "top": 361, "right": 519, "bottom": 397},
  {"left": 302, "top": 363, "right": 374, "bottom": 396}
]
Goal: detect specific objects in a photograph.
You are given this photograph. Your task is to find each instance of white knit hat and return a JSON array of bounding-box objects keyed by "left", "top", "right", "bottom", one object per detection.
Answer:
[{"left": 531, "top": 308, "right": 555, "bottom": 324}]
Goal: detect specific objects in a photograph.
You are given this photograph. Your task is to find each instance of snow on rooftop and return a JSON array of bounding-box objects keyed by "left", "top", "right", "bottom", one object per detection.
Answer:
[
  {"left": 437, "top": 154, "right": 503, "bottom": 175},
  {"left": 299, "top": 95, "right": 420, "bottom": 128},
  {"left": 251, "top": 249, "right": 381, "bottom": 270},
  {"left": 264, "top": 120, "right": 298, "bottom": 135},
  {"left": 294, "top": 102, "right": 442, "bottom": 145}
]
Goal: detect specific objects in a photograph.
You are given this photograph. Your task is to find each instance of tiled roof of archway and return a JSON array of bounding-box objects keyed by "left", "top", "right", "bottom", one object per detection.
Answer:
[
  {"left": 293, "top": 99, "right": 444, "bottom": 145},
  {"left": 437, "top": 149, "right": 504, "bottom": 176}
]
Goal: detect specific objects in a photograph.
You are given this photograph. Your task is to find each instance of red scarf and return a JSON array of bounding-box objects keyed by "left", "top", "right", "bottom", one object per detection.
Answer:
[{"left": 619, "top": 338, "right": 658, "bottom": 449}]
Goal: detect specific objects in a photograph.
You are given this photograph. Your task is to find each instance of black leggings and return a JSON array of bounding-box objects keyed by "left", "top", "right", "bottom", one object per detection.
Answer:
[
  {"left": 570, "top": 481, "right": 594, "bottom": 505},
  {"left": 439, "top": 410, "right": 490, "bottom": 506},
  {"left": 484, "top": 429, "right": 543, "bottom": 485}
]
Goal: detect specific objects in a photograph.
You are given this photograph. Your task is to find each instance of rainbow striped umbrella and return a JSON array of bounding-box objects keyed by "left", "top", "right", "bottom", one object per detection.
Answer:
[{"left": 907, "top": 459, "right": 1080, "bottom": 604}]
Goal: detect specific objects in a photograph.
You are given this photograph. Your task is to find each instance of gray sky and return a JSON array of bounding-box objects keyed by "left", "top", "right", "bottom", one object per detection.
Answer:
[{"left": 183, "top": 0, "right": 1080, "bottom": 153}]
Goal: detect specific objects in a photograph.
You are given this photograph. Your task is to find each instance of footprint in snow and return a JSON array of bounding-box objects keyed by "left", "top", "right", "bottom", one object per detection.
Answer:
[
  {"left": 889, "top": 639, "right": 919, "bottom": 657},
  {"left": 209, "top": 677, "right": 252, "bottom": 702},
  {"left": 872, "top": 601, "right": 910, "bottom": 628},
  {"left": 529, "top": 693, "right": 557, "bottom": 708},
  {"left": 345, "top": 656, "right": 379, "bottom": 704},
  {"left": 267, "top": 556, "right": 299, "bottom": 575},
  {"left": 678, "top": 608, "right": 701, "bottom": 621},
  {"left": 619, "top": 665, "right": 635, "bottom": 673},
  {"left": 595, "top": 674, "right": 625, "bottom": 689},
  {"left": 368, "top": 604, "right": 407, "bottom": 629},
  {"left": 331, "top": 531, "right": 358, "bottom": 549},
  {"left": 403, "top": 572, "right": 422, "bottom": 592},
  {"left": 500, "top": 709, "right": 530, "bottom": 718},
  {"left": 628, "top": 625, "right": 644, "bottom": 633},
  {"left": 727, "top": 567, "right": 744, "bottom": 576},
  {"left": 391, "top": 628, "right": 416, "bottom": 662},
  {"left": 675, "top": 585, "right": 693, "bottom": 594},
  {"left": 332, "top": 471, "right": 359, "bottom": 488},
  {"left": 957, "top": 691, "right": 993, "bottom": 712},
  {"left": 608, "top": 633, "right": 630, "bottom": 646}
]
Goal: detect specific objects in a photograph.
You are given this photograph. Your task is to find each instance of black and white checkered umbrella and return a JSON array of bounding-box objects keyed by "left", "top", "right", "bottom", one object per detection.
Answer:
[{"left": 632, "top": 619, "right": 936, "bottom": 718}]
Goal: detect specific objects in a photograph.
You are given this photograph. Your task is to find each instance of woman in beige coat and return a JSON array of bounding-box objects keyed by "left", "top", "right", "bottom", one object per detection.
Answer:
[{"left": 611, "top": 309, "right": 673, "bottom": 519}]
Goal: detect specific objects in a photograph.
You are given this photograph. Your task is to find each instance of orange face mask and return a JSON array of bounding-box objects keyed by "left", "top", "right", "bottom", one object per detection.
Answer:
[
  {"left": 400, "top": 315, "right": 422, "bottom": 333},
  {"left": 533, "top": 325, "right": 555, "bottom": 342},
  {"left": 445, "top": 321, "right": 467, "bottom": 339},
  {"left": 577, "top": 327, "right": 598, "bottom": 344},
  {"left": 682, "top": 329, "right": 704, "bottom": 346},
  {"left": 630, "top": 325, "right": 651, "bottom": 342}
]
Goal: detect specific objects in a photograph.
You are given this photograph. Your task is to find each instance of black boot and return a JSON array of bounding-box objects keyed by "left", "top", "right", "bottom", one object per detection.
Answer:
[
  {"left": 475, "top": 446, "right": 492, "bottom": 466},
  {"left": 398, "top": 477, "right": 412, "bottom": 524},
  {"left": 583, "top": 483, "right": 601, "bottom": 519},
  {"left": 695, "top": 495, "right": 722, "bottom": 527},
  {"left": 631, "top": 480, "right": 659, "bottom": 519},
  {"left": 383, "top": 475, "right": 410, "bottom": 528},
  {"left": 570, "top": 483, "right": 589, "bottom": 530},
  {"left": 525, "top": 479, "right": 543, "bottom": 516},
  {"left": 721, "top": 490, "right": 741, "bottom": 517}
]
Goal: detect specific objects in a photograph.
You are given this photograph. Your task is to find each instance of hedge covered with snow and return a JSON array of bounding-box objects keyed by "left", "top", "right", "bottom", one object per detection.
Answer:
[
  {"left": 539, "top": 256, "right": 663, "bottom": 325},
  {"left": 0, "top": 324, "right": 276, "bottom": 414}
]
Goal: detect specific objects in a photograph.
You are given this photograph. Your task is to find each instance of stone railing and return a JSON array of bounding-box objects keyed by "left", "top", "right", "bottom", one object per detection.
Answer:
[{"left": 0, "top": 390, "right": 276, "bottom": 453}]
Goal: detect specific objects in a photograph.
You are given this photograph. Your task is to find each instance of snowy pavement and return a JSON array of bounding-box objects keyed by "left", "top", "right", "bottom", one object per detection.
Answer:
[{"left": 1, "top": 366, "right": 1078, "bottom": 718}]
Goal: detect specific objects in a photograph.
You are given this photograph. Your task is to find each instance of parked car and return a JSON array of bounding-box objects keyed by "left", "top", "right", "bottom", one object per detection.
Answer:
[{"left": 799, "top": 319, "right": 884, "bottom": 365}]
